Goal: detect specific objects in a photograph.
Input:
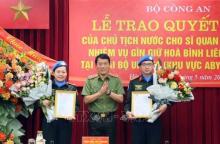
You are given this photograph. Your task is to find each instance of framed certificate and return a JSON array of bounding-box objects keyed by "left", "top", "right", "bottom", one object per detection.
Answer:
[
  {"left": 131, "top": 91, "right": 152, "bottom": 118},
  {"left": 54, "top": 90, "right": 76, "bottom": 118}
]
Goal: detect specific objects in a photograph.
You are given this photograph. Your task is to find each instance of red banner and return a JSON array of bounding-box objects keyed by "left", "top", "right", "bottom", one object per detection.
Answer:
[
  {"left": 69, "top": 0, "right": 220, "bottom": 87},
  {"left": 0, "top": 0, "right": 49, "bottom": 29},
  {"left": 0, "top": 27, "right": 56, "bottom": 67}
]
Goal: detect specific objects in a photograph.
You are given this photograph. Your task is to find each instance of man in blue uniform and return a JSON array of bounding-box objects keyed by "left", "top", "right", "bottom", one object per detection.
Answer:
[{"left": 124, "top": 55, "right": 167, "bottom": 144}]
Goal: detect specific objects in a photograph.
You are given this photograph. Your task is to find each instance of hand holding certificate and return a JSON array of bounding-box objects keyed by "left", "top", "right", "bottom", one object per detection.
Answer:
[
  {"left": 131, "top": 91, "right": 152, "bottom": 118},
  {"left": 54, "top": 90, "right": 76, "bottom": 119}
]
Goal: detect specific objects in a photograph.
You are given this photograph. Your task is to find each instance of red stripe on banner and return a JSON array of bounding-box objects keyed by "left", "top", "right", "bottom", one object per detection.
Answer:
[{"left": 0, "top": 27, "right": 56, "bottom": 67}]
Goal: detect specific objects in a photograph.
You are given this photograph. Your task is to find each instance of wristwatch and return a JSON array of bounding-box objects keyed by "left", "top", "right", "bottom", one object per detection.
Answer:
[{"left": 106, "top": 89, "right": 111, "bottom": 95}]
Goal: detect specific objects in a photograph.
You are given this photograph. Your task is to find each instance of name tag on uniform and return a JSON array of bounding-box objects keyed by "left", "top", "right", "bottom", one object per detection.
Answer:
[{"left": 134, "top": 85, "right": 143, "bottom": 90}]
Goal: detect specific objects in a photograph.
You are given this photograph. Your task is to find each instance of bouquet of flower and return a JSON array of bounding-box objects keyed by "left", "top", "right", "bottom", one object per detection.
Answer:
[
  {"left": 0, "top": 41, "right": 52, "bottom": 105},
  {"left": 0, "top": 40, "right": 35, "bottom": 144},
  {"left": 0, "top": 38, "right": 52, "bottom": 143},
  {"left": 10, "top": 62, "right": 52, "bottom": 110},
  {"left": 0, "top": 39, "right": 52, "bottom": 144},
  {"left": 0, "top": 43, "right": 35, "bottom": 100},
  {"left": 147, "top": 59, "right": 194, "bottom": 123}
]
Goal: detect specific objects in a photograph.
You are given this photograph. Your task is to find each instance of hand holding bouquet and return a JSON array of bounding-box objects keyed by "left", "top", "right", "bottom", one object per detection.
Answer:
[{"left": 147, "top": 60, "right": 194, "bottom": 122}]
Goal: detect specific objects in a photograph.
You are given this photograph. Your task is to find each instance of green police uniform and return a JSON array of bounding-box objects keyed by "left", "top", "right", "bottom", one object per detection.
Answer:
[
  {"left": 124, "top": 75, "right": 161, "bottom": 144},
  {"left": 82, "top": 74, "right": 125, "bottom": 144},
  {"left": 82, "top": 74, "right": 125, "bottom": 112}
]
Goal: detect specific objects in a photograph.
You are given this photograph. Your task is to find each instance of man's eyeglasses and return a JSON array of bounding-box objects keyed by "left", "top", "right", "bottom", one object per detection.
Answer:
[{"left": 141, "top": 63, "right": 154, "bottom": 67}]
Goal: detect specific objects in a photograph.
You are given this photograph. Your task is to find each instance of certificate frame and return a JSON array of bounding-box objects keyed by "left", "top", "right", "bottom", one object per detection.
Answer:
[
  {"left": 131, "top": 91, "right": 153, "bottom": 118},
  {"left": 54, "top": 90, "right": 76, "bottom": 118}
]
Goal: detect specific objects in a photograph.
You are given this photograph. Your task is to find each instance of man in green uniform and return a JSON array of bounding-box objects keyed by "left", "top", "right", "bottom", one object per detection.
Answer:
[
  {"left": 124, "top": 55, "right": 168, "bottom": 144},
  {"left": 82, "top": 53, "right": 125, "bottom": 144}
]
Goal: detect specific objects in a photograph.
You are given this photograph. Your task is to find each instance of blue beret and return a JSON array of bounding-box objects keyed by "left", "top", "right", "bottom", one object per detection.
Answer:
[
  {"left": 52, "top": 61, "right": 67, "bottom": 71},
  {"left": 138, "top": 55, "right": 154, "bottom": 66}
]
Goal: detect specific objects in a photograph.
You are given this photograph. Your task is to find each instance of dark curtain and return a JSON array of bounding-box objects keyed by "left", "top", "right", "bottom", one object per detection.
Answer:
[{"left": 6, "top": 0, "right": 220, "bottom": 144}]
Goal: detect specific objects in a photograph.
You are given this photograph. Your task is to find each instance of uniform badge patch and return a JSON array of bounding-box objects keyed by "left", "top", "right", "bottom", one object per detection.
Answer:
[{"left": 134, "top": 85, "right": 143, "bottom": 90}]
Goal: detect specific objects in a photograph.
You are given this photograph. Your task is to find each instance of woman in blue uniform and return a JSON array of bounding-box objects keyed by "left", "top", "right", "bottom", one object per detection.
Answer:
[{"left": 41, "top": 61, "right": 80, "bottom": 144}]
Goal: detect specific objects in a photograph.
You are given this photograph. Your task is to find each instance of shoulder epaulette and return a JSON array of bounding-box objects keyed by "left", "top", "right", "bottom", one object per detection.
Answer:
[
  {"left": 67, "top": 82, "right": 76, "bottom": 87},
  {"left": 130, "top": 75, "right": 140, "bottom": 81},
  {"left": 109, "top": 73, "right": 119, "bottom": 78},
  {"left": 88, "top": 74, "right": 98, "bottom": 79}
]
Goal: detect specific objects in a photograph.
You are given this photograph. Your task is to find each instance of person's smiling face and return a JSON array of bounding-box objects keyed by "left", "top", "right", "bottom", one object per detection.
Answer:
[
  {"left": 139, "top": 61, "right": 154, "bottom": 75},
  {"left": 54, "top": 66, "right": 67, "bottom": 81}
]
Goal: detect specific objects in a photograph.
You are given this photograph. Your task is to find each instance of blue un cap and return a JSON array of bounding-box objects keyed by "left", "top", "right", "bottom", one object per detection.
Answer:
[
  {"left": 138, "top": 55, "right": 154, "bottom": 66},
  {"left": 52, "top": 61, "right": 67, "bottom": 72}
]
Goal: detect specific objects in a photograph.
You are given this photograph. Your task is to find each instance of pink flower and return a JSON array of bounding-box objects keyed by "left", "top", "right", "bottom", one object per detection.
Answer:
[
  {"left": 28, "top": 70, "right": 33, "bottom": 75},
  {"left": 15, "top": 83, "right": 21, "bottom": 89},
  {"left": 25, "top": 73, "right": 31, "bottom": 78},
  {"left": 28, "top": 79, "right": 34, "bottom": 84},
  {"left": 174, "top": 70, "right": 180, "bottom": 75},
  {"left": 21, "top": 73, "right": 25, "bottom": 78},
  {"left": 168, "top": 73, "right": 174, "bottom": 79},
  {"left": 185, "top": 82, "right": 189, "bottom": 87},
  {"left": 21, "top": 81, "right": 27, "bottom": 86},
  {"left": 180, "top": 76, "right": 185, "bottom": 81},
  {"left": 158, "top": 78, "right": 167, "bottom": 84}
]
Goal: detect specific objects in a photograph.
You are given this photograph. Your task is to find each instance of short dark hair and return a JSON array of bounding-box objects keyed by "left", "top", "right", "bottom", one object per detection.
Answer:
[{"left": 95, "top": 53, "right": 110, "bottom": 65}]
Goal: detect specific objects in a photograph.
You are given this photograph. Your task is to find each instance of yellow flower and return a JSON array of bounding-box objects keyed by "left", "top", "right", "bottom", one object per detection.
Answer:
[
  {"left": 11, "top": 59, "right": 18, "bottom": 65},
  {"left": 170, "top": 81, "right": 178, "bottom": 89},
  {"left": 5, "top": 73, "right": 13, "bottom": 80},
  {"left": 184, "top": 87, "right": 192, "bottom": 94},
  {"left": 5, "top": 139, "right": 14, "bottom": 144},
  {"left": 15, "top": 66, "right": 22, "bottom": 72},
  {"left": 186, "top": 90, "right": 192, "bottom": 95},
  {"left": 0, "top": 80, "right": 3, "bottom": 87},
  {"left": 156, "top": 69, "right": 165, "bottom": 76},
  {"left": 2, "top": 92, "right": 11, "bottom": 100}
]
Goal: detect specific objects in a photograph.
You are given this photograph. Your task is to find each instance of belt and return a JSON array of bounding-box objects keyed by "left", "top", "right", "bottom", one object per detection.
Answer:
[{"left": 90, "top": 112, "right": 115, "bottom": 118}]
